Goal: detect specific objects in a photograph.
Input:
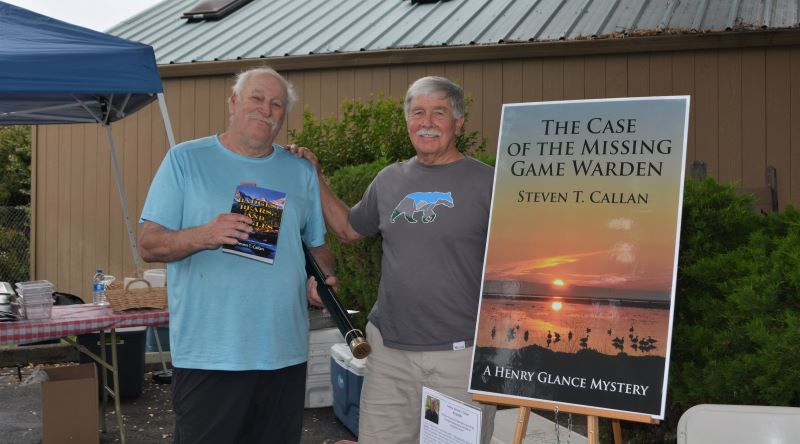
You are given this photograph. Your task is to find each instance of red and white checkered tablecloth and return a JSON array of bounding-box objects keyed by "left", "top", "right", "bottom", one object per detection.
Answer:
[{"left": 0, "top": 305, "right": 169, "bottom": 346}]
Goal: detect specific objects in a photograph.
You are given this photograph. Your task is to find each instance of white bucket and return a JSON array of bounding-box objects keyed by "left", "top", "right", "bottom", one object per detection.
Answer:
[{"left": 143, "top": 269, "right": 166, "bottom": 287}]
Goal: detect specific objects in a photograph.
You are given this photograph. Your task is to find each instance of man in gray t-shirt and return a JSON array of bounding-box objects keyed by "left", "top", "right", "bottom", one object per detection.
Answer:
[{"left": 296, "top": 76, "right": 496, "bottom": 444}]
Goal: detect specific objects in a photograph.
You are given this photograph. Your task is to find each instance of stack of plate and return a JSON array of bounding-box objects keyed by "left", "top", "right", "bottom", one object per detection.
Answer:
[
  {"left": 0, "top": 282, "right": 22, "bottom": 321},
  {"left": 15, "top": 280, "right": 54, "bottom": 320}
]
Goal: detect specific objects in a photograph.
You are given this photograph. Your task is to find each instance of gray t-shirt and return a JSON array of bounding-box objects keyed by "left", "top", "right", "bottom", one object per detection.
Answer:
[{"left": 349, "top": 156, "right": 493, "bottom": 351}]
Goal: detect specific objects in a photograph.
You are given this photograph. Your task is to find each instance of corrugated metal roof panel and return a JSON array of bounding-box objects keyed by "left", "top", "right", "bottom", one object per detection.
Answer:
[
  {"left": 773, "top": 0, "right": 799, "bottom": 28},
  {"left": 637, "top": 1, "right": 672, "bottom": 32},
  {"left": 393, "top": 0, "right": 466, "bottom": 47},
  {"left": 568, "top": 0, "right": 621, "bottom": 38},
  {"left": 511, "top": 1, "right": 569, "bottom": 41},
  {"left": 316, "top": 1, "right": 400, "bottom": 52},
  {"left": 739, "top": 0, "right": 766, "bottom": 26},
  {"left": 702, "top": 0, "right": 736, "bottom": 30},
  {"left": 109, "top": 0, "right": 800, "bottom": 66},
  {"left": 422, "top": 0, "right": 489, "bottom": 45},
  {"left": 492, "top": 0, "right": 553, "bottom": 42},
  {"left": 594, "top": 0, "right": 637, "bottom": 35},
  {"left": 295, "top": 0, "right": 378, "bottom": 54},
  {"left": 540, "top": 0, "right": 591, "bottom": 41}
]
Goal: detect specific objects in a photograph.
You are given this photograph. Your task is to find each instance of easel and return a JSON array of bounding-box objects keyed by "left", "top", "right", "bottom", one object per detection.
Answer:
[{"left": 473, "top": 394, "right": 659, "bottom": 444}]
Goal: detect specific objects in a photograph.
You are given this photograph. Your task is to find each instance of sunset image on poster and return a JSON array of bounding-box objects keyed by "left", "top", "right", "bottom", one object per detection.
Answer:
[{"left": 469, "top": 97, "right": 689, "bottom": 418}]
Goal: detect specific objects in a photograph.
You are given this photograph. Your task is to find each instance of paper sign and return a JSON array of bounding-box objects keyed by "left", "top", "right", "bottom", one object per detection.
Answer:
[{"left": 420, "top": 386, "right": 482, "bottom": 444}]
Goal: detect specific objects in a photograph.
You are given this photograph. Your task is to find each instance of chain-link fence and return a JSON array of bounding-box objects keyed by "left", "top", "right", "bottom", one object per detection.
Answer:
[{"left": 0, "top": 206, "right": 30, "bottom": 284}]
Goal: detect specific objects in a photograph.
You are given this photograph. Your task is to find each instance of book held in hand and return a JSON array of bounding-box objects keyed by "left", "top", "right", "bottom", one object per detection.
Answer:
[{"left": 222, "top": 183, "right": 286, "bottom": 264}]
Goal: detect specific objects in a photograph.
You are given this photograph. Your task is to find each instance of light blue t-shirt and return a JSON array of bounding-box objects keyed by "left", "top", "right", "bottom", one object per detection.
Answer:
[{"left": 140, "top": 135, "right": 325, "bottom": 371}]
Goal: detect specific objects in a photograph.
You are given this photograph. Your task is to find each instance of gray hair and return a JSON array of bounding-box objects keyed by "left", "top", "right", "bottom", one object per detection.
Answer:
[
  {"left": 404, "top": 76, "right": 465, "bottom": 119},
  {"left": 231, "top": 67, "right": 297, "bottom": 112}
]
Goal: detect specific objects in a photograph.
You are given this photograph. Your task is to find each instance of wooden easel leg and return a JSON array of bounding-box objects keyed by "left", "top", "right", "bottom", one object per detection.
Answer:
[
  {"left": 512, "top": 407, "right": 531, "bottom": 444},
  {"left": 612, "top": 419, "right": 623, "bottom": 444},
  {"left": 587, "top": 415, "right": 599, "bottom": 444}
]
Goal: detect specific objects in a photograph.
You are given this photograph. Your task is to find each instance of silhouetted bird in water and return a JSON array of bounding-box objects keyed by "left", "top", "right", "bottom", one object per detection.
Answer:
[
  {"left": 507, "top": 327, "right": 516, "bottom": 341},
  {"left": 567, "top": 331, "right": 573, "bottom": 341},
  {"left": 607, "top": 328, "right": 612, "bottom": 335},
  {"left": 586, "top": 327, "right": 592, "bottom": 334},
  {"left": 637, "top": 336, "right": 658, "bottom": 353},
  {"left": 524, "top": 330, "right": 529, "bottom": 342},
  {"left": 579, "top": 335, "right": 589, "bottom": 349},
  {"left": 554, "top": 332, "right": 561, "bottom": 343},
  {"left": 491, "top": 326, "right": 496, "bottom": 340}
]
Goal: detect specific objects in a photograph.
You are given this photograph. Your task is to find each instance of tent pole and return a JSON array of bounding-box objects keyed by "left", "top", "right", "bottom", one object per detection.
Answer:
[
  {"left": 157, "top": 93, "right": 176, "bottom": 147},
  {"left": 103, "top": 124, "right": 143, "bottom": 277}
]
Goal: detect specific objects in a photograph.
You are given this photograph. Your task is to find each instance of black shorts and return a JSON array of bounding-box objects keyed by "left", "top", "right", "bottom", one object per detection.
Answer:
[{"left": 171, "top": 363, "right": 307, "bottom": 444}]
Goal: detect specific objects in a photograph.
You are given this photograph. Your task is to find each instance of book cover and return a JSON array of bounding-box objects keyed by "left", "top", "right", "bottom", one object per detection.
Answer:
[
  {"left": 469, "top": 96, "right": 690, "bottom": 419},
  {"left": 222, "top": 183, "right": 286, "bottom": 264}
]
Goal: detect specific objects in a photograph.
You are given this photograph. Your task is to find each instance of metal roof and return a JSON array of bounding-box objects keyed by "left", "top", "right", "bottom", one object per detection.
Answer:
[{"left": 109, "top": 0, "right": 800, "bottom": 65}]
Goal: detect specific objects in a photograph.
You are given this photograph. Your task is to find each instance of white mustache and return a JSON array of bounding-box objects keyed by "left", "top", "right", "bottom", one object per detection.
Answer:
[
  {"left": 245, "top": 113, "right": 277, "bottom": 129},
  {"left": 416, "top": 129, "right": 441, "bottom": 137}
]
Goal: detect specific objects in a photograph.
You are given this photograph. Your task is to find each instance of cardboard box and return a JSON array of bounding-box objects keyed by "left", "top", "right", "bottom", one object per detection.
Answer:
[{"left": 42, "top": 363, "right": 99, "bottom": 443}]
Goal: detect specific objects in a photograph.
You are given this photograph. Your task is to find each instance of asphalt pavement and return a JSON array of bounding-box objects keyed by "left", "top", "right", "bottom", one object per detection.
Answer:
[
  {"left": 0, "top": 362, "right": 586, "bottom": 444},
  {"left": 0, "top": 363, "right": 356, "bottom": 444}
]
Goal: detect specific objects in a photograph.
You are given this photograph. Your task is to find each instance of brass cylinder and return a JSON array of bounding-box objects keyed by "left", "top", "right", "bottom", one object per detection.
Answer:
[{"left": 350, "top": 337, "right": 371, "bottom": 359}]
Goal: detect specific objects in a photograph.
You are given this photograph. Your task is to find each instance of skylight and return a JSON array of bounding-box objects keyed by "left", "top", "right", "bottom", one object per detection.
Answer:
[{"left": 181, "top": 0, "right": 253, "bottom": 22}]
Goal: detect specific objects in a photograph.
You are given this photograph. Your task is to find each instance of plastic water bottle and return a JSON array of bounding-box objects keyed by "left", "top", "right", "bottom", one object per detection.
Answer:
[{"left": 92, "top": 269, "right": 107, "bottom": 306}]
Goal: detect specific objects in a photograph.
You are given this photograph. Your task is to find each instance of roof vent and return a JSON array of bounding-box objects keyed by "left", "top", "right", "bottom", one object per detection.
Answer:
[{"left": 181, "top": 0, "right": 253, "bottom": 22}]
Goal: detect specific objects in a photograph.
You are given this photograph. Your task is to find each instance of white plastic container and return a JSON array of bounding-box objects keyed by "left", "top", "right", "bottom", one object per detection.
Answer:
[
  {"left": 22, "top": 299, "right": 54, "bottom": 320},
  {"left": 304, "top": 373, "right": 333, "bottom": 408},
  {"left": 15, "top": 280, "right": 54, "bottom": 303},
  {"left": 305, "top": 327, "right": 344, "bottom": 408},
  {"left": 123, "top": 277, "right": 150, "bottom": 290},
  {"left": 309, "top": 327, "right": 344, "bottom": 345},
  {"left": 307, "top": 328, "right": 344, "bottom": 376},
  {"left": 143, "top": 269, "right": 166, "bottom": 287},
  {"left": 308, "top": 348, "right": 332, "bottom": 376},
  {"left": 16, "top": 280, "right": 54, "bottom": 317}
]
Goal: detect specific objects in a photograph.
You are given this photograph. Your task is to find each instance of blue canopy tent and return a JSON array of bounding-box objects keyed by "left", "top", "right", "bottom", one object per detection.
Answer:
[{"left": 0, "top": 1, "right": 176, "bottom": 275}]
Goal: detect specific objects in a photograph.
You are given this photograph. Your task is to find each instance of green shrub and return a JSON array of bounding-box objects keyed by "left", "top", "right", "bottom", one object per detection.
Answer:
[
  {"left": 0, "top": 206, "right": 29, "bottom": 283},
  {"left": 324, "top": 159, "right": 391, "bottom": 328},
  {"left": 288, "top": 95, "right": 486, "bottom": 175},
  {"left": 0, "top": 126, "right": 31, "bottom": 206},
  {"left": 671, "top": 179, "right": 800, "bottom": 408}
]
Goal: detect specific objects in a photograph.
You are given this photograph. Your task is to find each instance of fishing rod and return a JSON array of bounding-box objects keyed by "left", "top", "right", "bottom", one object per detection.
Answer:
[{"left": 303, "top": 244, "right": 370, "bottom": 359}]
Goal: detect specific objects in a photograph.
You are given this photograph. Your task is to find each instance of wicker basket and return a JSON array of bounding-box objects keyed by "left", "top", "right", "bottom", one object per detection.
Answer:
[{"left": 105, "top": 278, "right": 167, "bottom": 312}]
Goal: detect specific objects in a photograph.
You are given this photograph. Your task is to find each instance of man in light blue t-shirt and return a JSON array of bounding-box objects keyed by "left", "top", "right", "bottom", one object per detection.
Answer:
[{"left": 138, "top": 67, "right": 333, "bottom": 444}]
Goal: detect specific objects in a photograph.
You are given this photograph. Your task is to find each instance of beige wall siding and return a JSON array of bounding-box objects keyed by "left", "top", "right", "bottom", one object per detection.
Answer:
[{"left": 33, "top": 43, "right": 800, "bottom": 296}]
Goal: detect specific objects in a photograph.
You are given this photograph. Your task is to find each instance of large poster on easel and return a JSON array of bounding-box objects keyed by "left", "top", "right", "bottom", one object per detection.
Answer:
[{"left": 469, "top": 96, "right": 689, "bottom": 419}]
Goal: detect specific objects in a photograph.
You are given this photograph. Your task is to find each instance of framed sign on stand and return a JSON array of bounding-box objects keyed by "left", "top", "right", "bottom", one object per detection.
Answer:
[{"left": 469, "top": 97, "right": 690, "bottom": 444}]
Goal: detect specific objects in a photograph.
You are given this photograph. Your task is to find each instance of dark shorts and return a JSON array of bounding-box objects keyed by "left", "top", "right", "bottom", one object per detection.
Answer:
[{"left": 171, "top": 363, "right": 307, "bottom": 444}]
